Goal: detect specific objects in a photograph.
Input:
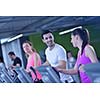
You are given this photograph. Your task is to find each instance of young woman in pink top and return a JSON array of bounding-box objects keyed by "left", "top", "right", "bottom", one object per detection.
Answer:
[
  {"left": 58, "top": 28, "right": 98, "bottom": 83},
  {"left": 22, "top": 41, "right": 42, "bottom": 82}
]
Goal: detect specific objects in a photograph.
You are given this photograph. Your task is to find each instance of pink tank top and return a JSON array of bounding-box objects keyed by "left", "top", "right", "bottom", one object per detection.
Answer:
[
  {"left": 76, "top": 48, "right": 92, "bottom": 83},
  {"left": 26, "top": 52, "right": 42, "bottom": 80}
]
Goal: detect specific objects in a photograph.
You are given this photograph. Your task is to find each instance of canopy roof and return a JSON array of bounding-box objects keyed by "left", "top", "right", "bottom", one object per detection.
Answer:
[{"left": 0, "top": 16, "right": 100, "bottom": 39}]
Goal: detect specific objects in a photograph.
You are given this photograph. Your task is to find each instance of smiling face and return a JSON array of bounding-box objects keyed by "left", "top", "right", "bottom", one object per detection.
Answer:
[{"left": 42, "top": 33, "right": 55, "bottom": 47}]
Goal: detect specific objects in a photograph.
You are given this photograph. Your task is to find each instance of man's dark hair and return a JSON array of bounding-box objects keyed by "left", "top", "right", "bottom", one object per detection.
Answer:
[
  {"left": 8, "top": 51, "right": 15, "bottom": 56},
  {"left": 41, "top": 30, "right": 52, "bottom": 39},
  {"left": 67, "top": 50, "right": 72, "bottom": 55}
]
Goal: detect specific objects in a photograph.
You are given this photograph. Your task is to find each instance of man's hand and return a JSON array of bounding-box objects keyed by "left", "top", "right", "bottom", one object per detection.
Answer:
[
  {"left": 55, "top": 67, "right": 65, "bottom": 73},
  {"left": 79, "top": 65, "right": 85, "bottom": 72}
]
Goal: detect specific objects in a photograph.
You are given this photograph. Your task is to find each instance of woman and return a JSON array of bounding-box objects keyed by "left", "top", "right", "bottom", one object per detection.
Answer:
[
  {"left": 22, "top": 40, "right": 42, "bottom": 82},
  {"left": 58, "top": 28, "right": 98, "bottom": 83}
]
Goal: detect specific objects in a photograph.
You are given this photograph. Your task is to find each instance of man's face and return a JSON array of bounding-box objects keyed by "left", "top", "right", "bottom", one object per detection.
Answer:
[
  {"left": 9, "top": 55, "right": 14, "bottom": 61},
  {"left": 42, "top": 33, "right": 54, "bottom": 47}
]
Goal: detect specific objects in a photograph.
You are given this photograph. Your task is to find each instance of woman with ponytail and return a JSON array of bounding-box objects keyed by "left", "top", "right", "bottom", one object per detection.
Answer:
[
  {"left": 22, "top": 40, "right": 42, "bottom": 82},
  {"left": 57, "top": 28, "right": 98, "bottom": 83}
]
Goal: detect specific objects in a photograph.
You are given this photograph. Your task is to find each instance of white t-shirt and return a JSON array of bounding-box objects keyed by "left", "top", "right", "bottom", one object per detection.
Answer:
[{"left": 45, "top": 44, "right": 74, "bottom": 83}]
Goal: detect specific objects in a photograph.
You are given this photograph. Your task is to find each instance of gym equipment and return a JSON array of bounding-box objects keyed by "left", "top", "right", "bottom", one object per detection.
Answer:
[
  {"left": 0, "top": 65, "right": 33, "bottom": 83},
  {"left": 84, "top": 63, "right": 100, "bottom": 83},
  {"left": 15, "top": 67, "right": 33, "bottom": 83},
  {"left": 36, "top": 66, "right": 62, "bottom": 83},
  {"left": 1, "top": 68, "right": 14, "bottom": 83}
]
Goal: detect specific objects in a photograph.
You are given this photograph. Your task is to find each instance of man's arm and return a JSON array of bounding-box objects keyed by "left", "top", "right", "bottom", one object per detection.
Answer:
[
  {"left": 55, "top": 60, "right": 66, "bottom": 69},
  {"left": 42, "top": 60, "right": 51, "bottom": 66},
  {"left": 13, "top": 57, "right": 22, "bottom": 67},
  {"left": 11, "top": 63, "right": 21, "bottom": 69}
]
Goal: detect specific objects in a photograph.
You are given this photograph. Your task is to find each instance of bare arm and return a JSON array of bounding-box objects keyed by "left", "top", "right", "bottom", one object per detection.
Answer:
[
  {"left": 16, "top": 63, "right": 20, "bottom": 67},
  {"left": 85, "top": 45, "right": 98, "bottom": 63},
  {"left": 57, "top": 65, "right": 78, "bottom": 75},
  {"left": 55, "top": 60, "right": 66, "bottom": 70},
  {"left": 56, "top": 53, "right": 79, "bottom": 75},
  {"left": 42, "top": 60, "right": 51, "bottom": 66},
  {"left": 9, "top": 63, "right": 20, "bottom": 69},
  {"left": 34, "top": 53, "right": 41, "bottom": 68}
]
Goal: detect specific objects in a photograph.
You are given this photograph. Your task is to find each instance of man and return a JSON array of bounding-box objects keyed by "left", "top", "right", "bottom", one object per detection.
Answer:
[
  {"left": 8, "top": 51, "right": 22, "bottom": 69},
  {"left": 67, "top": 51, "right": 76, "bottom": 68},
  {"left": 41, "top": 30, "right": 74, "bottom": 83}
]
